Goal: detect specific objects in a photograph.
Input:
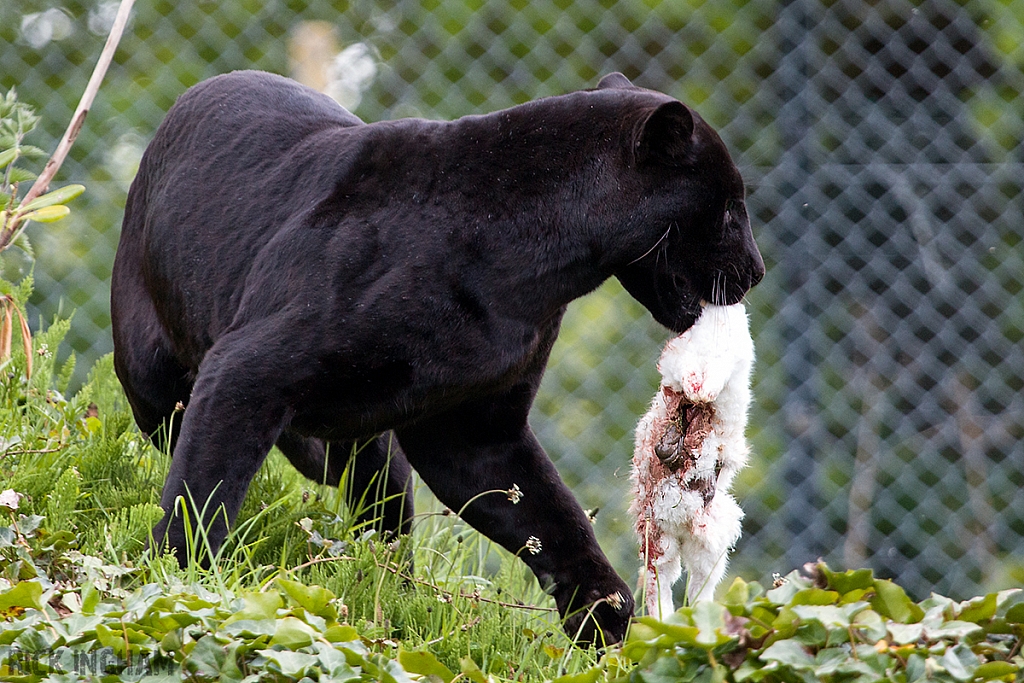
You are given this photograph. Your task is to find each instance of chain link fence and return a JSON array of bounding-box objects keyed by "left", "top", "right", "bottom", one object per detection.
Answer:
[{"left": 3, "top": 0, "right": 1023, "bottom": 601}]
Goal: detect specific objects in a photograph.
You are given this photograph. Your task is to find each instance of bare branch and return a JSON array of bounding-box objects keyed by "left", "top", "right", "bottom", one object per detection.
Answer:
[{"left": 2, "top": 0, "right": 136, "bottom": 251}]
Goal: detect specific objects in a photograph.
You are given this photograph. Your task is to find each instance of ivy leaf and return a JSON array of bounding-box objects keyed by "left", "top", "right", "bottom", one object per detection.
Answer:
[
  {"left": 552, "top": 666, "right": 602, "bottom": 683},
  {"left": 791, "top": 601, "right": 869, "bottom": 630},
  {"left": 314, "top": 642, "right": 361, "bottom": 679},
  {"left": 636, "top": 615, "right": 700, "bottom": 647},
  {"left": 0, "top": 580, "right": 44, "bottom": 619},
  {"left": 222, "top": 618, "right": 276, "bottom": 638},
  {"left": 853, "top": 606, "right": 888, "bottom": 642},
  {"left": 398, "top": 648, "right": 456, "bottom": 682},
  {"left": 958, "top": 593, "right": 997, "bottom": 624},
  {"left": 821, "top": 566, "right": 875, "bottom": 594},
  {"left": 939, "top": 643, "right": 979, "bottom": 681},
  {"left": 692, "top": 600, "right": 732, "bottom": 648},
  {"left": 1004, "top": 602, "right": 1024, "bottom": 624},
  {"left": 323, "top": 624, "right": 361, "bottom": 644},
  {"left": 924, "top": 620, "right": 983, "bottom": 640},
  {"left": 722, "top": 577, "right": 751, "bottom": 612},
  {"left": 276, "top": 577, "right": 338, "bottom": 621},
  {"left": 790, "top": 588, "right": 839, "bottom": 606},
  {"left": 887, "top": 622, "right": 924, "bottom": 645},
  {"left": 871, "top": 580, "right": 924, "bottom": 624},
  {"left": 761, "top": 639, "right": 815, "bottom": 672},
  {"left": 973, "top": 661, "right": 1019, "bottom": 681},
  {"left": 269, "top": 616, "right": 317, "bottom": 649},
  {"left": 227, "top": 591, "right": 283, "bottom": 623},
  {"left": 258, "top": 649, "right": 319, "bottom": 678},
  {"left": 459, "top": 656, "right": 490, "bottom": 683},
  {"left": 188, "top": 635, "right": 246, "bottom": 681}
]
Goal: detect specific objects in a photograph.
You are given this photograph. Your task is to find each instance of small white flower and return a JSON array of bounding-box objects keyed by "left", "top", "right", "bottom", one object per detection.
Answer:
[
  {"left": 507, "top": 484, "right": 523, "bottom": 504},
  {"left": 525, "top": 536, "right": 542, "bottom": 555},
  {"left": 0, "top": 489, "right": 22, "bottom": 510}
]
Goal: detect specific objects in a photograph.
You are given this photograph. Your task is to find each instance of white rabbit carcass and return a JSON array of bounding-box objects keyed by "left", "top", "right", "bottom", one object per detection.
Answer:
[{"left": 630, "top": 303, "right": 754, "bottom": 618}]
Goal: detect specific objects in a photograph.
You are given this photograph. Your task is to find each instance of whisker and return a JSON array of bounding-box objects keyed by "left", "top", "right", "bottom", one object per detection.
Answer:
[{"left": 627, "top": 223, "right": 673, "bottom": 266}]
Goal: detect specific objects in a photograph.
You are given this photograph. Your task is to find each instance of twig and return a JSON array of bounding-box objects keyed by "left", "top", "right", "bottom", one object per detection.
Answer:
[
  {"left": 1, "top": 446, "right": 67, "bottom": 458},
  {"left": 1, "top": 0, "right": 136, "bottom": 245},
  {"left": 377, "top": 558, "right": 557, "bottom": 612},
  {"left": 287, "top": 553, "right": 556, "bottom": 613}
]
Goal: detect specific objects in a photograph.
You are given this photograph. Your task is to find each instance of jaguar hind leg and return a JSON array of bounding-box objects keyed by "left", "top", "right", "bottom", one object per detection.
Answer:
[{"left": 275, "top": 430, "right": 414, "bottom": 537}]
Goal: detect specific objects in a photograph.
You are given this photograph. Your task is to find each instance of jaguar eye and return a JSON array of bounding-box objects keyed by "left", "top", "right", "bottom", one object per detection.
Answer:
[{"left": 725, "top": 198, "right": 737, "bottom": 213}]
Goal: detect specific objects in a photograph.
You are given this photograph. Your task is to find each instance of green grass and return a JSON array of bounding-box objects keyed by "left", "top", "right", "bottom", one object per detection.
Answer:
[
  {"left": 3, "top": 290, "right": 1023, "bottom": 683},
  {"left": 0, "top": 301, "right": 610, "bottom": 681}
]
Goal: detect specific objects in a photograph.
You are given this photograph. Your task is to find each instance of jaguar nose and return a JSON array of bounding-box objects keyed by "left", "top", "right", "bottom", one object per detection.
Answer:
[{"left": 748, "top": 248, "right": 765, "bottom": 288}]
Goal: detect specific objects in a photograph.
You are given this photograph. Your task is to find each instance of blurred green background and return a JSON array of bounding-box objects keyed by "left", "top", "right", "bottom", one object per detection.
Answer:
[{"left": 2, "top": 0, "right": 1023, "bottom": 601}]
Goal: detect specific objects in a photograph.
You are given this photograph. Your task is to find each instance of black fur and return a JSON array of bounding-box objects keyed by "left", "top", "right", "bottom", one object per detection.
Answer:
[{"left": 111, "top": 70, "right": 763, "bottom": 644}]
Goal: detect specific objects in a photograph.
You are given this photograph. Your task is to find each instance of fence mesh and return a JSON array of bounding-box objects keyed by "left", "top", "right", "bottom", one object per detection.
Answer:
[{"left": 3, "top": 0, "right": 1023, "bottom": 600}]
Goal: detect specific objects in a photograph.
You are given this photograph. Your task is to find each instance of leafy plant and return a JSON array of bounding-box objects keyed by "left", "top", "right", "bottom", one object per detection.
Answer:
[
  {"left": 574, "top": 562, "right": 1023, "bottom": 683},
  {"left": 1, "top": 89, "right": 84, "bottom": 381},
  {"left": 0, "top": 283, "right": 608, "bottom": 680},
  {"left": 0, "top": 89, "right": 84, "bottom": 258},
  {"left": 1, "top": 281, "right": 1021, "bottom": 681}
]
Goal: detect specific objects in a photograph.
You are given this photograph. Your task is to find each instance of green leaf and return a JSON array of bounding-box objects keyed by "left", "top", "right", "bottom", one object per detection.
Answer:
[
  {"left": 0, "top": 580, "right": 44, "bottom": 614},
  {"left": 81, "top": 581, "right": 100, "bottom": 614},
  {"left": 812, "top": 647, "right": 850, "bottom": 676},
  {"left": 722, "top": 577, "right": 750, "bottom": 610},
  {"left": 19, "top": 204, "right": 70, "bottom": 223},
  {"left": 277, "top": 577, "right": 338, "bottom": 621},
  {"left": 887, "top": 622, "right": 924, "bottom": 645},
  {"left": 852, "top": 607, "right": 888, "bottom": 642},
  {"left": 553, "top": 666, "right": 602, "bottom": 683},
  {"left": 19, "top": 184, "right": 85, "bottom": 212},
  {"left": 0, "top": 147, "right": 18, "bottom": 168},
  {"left": 791, "top": 602, "right": 868, "bottom": 630},
  {"left": 6, "top": 166, "right": 36, "bottom": 183},
  {"left": 226, "top": 591, "right": 282, "bottom": 623},
  {"left": 269, "top": 616, "right": 317, "bottom": 649},
  {"left": 324, "top": 624, "right": 361, "bottom": 643},
  {"left": 905, "top": 653, "right": 927, "bottom": 682},
  {"left": 939, "top": 643, "right": 979, "bottom": 681},
  {"left": 924, "top": 620, "right": 983, "bottom": 640},
  {"left": 1004, "top": 602, "right": 1024, "bottom": 624},
  {"left": 871, "top": 579, "right": 924, "bottom": 624},
  {"left": 188, "top": 635, "right": 246, "bottom": 681},
  {"left": 958, "top": 593, "right": 997, "bottom": 624},
  {"left": 761, "top": 639, "right": 815, "bottom": 671},
  {"left": 636, "top": 615, "right": 700, "bottom": 646},
  {"left": 790, "top": 588, "right": 839, "bottom": 606},
  {"left": 314, "top": 641, "right": 361, "bottom": 679},
  {"left": 259, "top": 649, "right": 319, "bottom": 677},
  {"left": 222, "top": 618, "right": 277, "bottom": 638},
  {"left": 399, "top": 648, "right": 456, "bottom": 682},
  {"left": 18, "top": 145, "right": 46, "bottom": 159},
  {"left": 459, "top": 656, "right": 490, "bottom": 683},
  {"left": 822, "top": 566, "right": 875, "bottom": 594},
  {"left": 692, "top": 600, "right": 732, "bottom": 648},
  {"left": 973, "top": 661, "right": 1018, "bottom": 680}
]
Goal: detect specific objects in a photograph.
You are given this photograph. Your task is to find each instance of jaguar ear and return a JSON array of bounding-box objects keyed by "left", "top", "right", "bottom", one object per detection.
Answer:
[
  {"left": 597, "top": 72, "right": 634, "bottom": 90},
  {"left": 635, "top": 101, "right": 695, "bottom": 166}
]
